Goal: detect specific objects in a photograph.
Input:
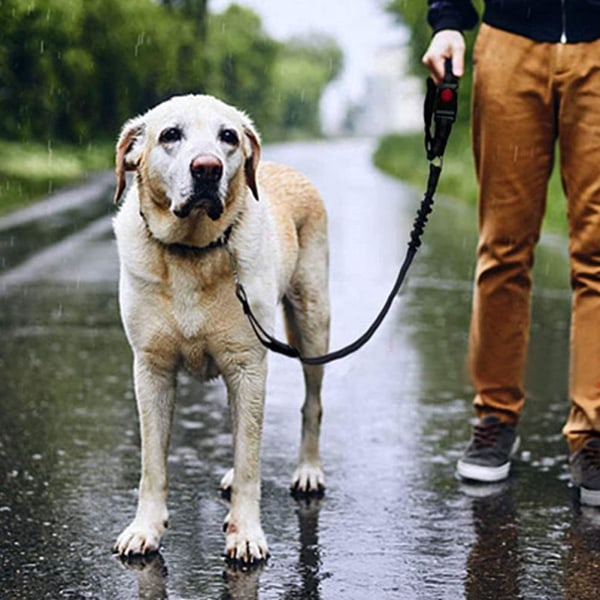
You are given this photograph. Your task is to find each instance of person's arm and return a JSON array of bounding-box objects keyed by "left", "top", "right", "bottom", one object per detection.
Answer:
[{"left": 422, "top": 0, "right": 479, "bottom": 83}]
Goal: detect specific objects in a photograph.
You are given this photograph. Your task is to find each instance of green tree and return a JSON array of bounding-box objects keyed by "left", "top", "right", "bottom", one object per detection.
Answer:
[
  {"left": 0, "top": 0, "right": 206, "bottom": 141},
  {"left": 0, "top": 0, "right": 81, "bottom": 139},
  {"left": 203, "top": 6, "right": 342, "bottom": 140},
  {"left": 161, "top": 0, "right": 208, "bottom": 38},
  {"left": 0, "top": 0, "right": 340, "bottom": 144},
  {"left": 271, "top": 34, "right": 343, "bottom": 139},
  {"left": 204, "top": 5, "right": 280, "bottom": 136}
]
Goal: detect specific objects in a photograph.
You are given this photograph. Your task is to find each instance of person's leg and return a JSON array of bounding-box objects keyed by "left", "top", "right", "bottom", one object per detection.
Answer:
[
  {"left": 470, "top": 26, "right": 556, "bottom": 424},
  {"left": 558, "top": 37, "right": 600, "bottom": 505},
  {"left": 458, "top": 26, "right": 556, "bottom": 482},
  {"left": 557, "top": 38, "right": 600, "bottom": 450}
]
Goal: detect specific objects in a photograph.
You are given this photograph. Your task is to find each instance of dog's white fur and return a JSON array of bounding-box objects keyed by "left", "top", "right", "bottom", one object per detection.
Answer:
[{"left": 112, "top": 95, "right": 330, "bottom": 563}]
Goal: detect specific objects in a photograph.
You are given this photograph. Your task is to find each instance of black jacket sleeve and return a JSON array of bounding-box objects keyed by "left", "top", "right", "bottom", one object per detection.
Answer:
[{"left": 427, "top": 0, "right": 480, "bottom": 33}]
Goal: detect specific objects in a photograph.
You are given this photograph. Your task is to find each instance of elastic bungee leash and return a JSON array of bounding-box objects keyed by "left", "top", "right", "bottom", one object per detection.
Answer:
[{"left": 232, "top": 59, "right": 459, "bottom": 365}]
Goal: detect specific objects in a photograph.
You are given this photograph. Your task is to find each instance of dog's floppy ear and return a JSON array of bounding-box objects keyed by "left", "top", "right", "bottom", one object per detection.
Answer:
[
  {"left": 114, "top": 116, "right": 145, "bottom": 204},
  {"left": 243, "top": 125, "right": 261, "bottom": 202}
]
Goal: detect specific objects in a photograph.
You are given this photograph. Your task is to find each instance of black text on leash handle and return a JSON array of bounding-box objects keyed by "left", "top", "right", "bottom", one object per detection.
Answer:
[{"left": 236, "top": 64, "right": 459, "bottom": 365}]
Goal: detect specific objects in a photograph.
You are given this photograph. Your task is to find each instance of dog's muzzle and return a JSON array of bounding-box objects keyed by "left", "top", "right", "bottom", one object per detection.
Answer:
[{"left": 172, "top": 154, "right": 224, "bottom": 220}]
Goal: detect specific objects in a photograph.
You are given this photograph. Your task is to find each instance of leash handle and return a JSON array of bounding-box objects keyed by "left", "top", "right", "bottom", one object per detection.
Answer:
[{"left": 425, "top": 58, "right": 459, "bottom": 162}]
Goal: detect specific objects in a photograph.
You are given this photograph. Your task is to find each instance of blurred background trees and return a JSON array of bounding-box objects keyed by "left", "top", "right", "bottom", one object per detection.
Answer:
[
  {"left": 0, "top": 0, "right": 343, "bottom": 143},
  {"left": 270, "top": 34, "right": 343, "bottom": 139}
]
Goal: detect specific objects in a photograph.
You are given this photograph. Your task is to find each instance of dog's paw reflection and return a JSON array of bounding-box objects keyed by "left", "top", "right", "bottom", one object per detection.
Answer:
[
  {"left": 117, "top": 551, "right": 169, "bottom": 599},
  {"left": 223, "top": 561, "right": 264, "bottom": 599}
]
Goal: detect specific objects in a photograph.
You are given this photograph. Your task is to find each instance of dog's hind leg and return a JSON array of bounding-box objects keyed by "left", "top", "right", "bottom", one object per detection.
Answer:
[
  {"left": 114, "top": 356, "right": 175, "bottom": 556},
  {"left": 284, "top": 232, "right": 330, "bottom": 496}
]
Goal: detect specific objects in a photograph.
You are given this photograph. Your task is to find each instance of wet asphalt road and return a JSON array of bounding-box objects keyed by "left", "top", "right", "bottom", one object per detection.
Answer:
[{"left": 1, "top": 138, "right": 600, "bottom": 599}]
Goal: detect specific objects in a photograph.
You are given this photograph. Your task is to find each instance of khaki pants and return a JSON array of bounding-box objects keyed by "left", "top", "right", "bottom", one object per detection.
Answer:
[{"left": 470, "top": 24, "right": 600, "bottom": 451}]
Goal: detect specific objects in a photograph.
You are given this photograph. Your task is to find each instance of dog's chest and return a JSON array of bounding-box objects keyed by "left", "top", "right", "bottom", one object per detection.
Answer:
[
  {"left": 165, "top": 254, "right": 232, "bottom": 340},
  {"left": 170, "top": 272, "right": 205, "bottom": 338}
]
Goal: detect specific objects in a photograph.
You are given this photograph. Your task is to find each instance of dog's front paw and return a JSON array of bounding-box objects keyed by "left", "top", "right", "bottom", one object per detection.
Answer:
[
  {"left": 291, "top": 463, "right": 325, "bottom": 496},
  {"left": 223, "top": 513, "right": 269, "bottom": 566},
  {"left": 113, "top": 517, "right": 167, "bottom": 557}
]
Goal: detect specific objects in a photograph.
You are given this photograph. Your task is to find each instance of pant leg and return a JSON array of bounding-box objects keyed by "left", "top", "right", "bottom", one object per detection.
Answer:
[
  {"left": 557, "top": 39, "right": 600, "bottom": 451},
  {"left": 470, "top": 25, "right": 556, "bottom": 423}
]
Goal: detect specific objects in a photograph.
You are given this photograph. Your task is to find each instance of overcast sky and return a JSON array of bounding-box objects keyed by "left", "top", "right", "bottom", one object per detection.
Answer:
[{"left": 210, "top": 0, "right": 405, "bottom": 101}]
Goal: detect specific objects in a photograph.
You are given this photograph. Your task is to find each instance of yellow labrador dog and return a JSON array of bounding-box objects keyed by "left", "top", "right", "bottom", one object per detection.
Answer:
[{"left": 111, "top": 95, "right": 329, "bottom": 564}]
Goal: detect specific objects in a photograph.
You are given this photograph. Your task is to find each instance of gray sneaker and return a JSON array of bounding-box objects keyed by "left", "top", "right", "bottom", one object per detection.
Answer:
[
  {"left": 570, "top": 438, "right": 600, "bottom": 506},
  {"left": 457, "top": 415, "right": 520, "bottom": 483}
]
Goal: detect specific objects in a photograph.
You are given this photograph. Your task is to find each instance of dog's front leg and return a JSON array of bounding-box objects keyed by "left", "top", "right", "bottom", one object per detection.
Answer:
[
  {"left": 114, "top": 355, "right": 175, "bottom": 556},
  {"left": 223, "top": 360, "right": 269, "bottom": 565}
]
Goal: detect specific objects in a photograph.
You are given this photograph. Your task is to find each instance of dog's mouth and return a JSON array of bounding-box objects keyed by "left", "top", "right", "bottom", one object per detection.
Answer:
[{"left": 173, "top": 185, "right": 224, "bottom": 220}]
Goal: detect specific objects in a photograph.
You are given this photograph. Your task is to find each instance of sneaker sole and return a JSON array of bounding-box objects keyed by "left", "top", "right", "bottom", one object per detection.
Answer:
[
  {"left": 580, "top": 486, "right": 600, "bottom": 507},
  {"left": 456, "top": 437, "right": 520, "bottom": 483}
]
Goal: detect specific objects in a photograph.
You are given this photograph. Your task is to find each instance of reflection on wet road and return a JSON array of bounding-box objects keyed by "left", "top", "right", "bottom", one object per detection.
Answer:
[{"left": 1, "top": 138, "right": 599, "bottom": 599}]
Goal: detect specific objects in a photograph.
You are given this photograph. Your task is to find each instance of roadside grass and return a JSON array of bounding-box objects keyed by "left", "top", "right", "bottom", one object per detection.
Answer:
[
  {"left": 0, "top": 139, "right": 113, "bottom": 217},
  {"left": 373, "top": 129, "right": 568, "bottom": 236}
]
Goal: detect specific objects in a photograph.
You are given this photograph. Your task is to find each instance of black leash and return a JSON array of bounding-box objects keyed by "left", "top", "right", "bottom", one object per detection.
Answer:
[{"left": 233, "top": 59, "right": 459, "bottom": 365}]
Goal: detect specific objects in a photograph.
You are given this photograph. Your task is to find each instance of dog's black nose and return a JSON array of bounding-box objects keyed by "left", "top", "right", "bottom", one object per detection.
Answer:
[{"left": 190, "top": 155, "right": 223, "bottom": 182}]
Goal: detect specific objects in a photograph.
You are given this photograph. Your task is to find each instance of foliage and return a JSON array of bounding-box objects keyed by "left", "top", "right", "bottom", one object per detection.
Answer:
[
  {"left": 162, "top": 0, "right": 208, "bottom": 37},
  {"left": 270, "top": 34, "right": 343, "bottom": 139},
  {"left": 0, "top": 139, "right": 113, "bottom": 216},
  {"left": 0, "top": 0, "right": 205, "bottom": 142},
  {"left": 204, "top": 5, "right": 280, "bottom": 136},
  {"left": 204, "top": 8, "right": 343, "bottom": 140},
  {"left": 0, "top": 0, "right": 342, "bottom": 146}
]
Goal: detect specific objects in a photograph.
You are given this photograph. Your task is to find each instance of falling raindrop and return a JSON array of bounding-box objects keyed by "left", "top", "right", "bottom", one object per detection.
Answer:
[{"left": 134, "top": 32, "right": 146, "bottom": 58}]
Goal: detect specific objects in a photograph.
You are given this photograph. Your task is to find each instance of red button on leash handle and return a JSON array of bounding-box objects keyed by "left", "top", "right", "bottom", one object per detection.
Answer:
[
  {"left": 434, "top": 59, "right": 458, "bottom": 123},
  {"left": 440, "top": 88, "right": 454, "bottom": 103}
]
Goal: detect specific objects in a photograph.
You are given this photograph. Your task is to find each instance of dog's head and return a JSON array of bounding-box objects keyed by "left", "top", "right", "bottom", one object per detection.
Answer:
[{"left": 114, "top": 95, "right": 261, "bottom": 221}]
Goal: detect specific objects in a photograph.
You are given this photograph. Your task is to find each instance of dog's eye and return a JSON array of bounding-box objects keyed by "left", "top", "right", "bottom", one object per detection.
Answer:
[
  {"left": 159, "top": 127, "right": 183, "bottom": 144},
  {"left": 219, "top": 128, "right": 239, "bottom": 146}
]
